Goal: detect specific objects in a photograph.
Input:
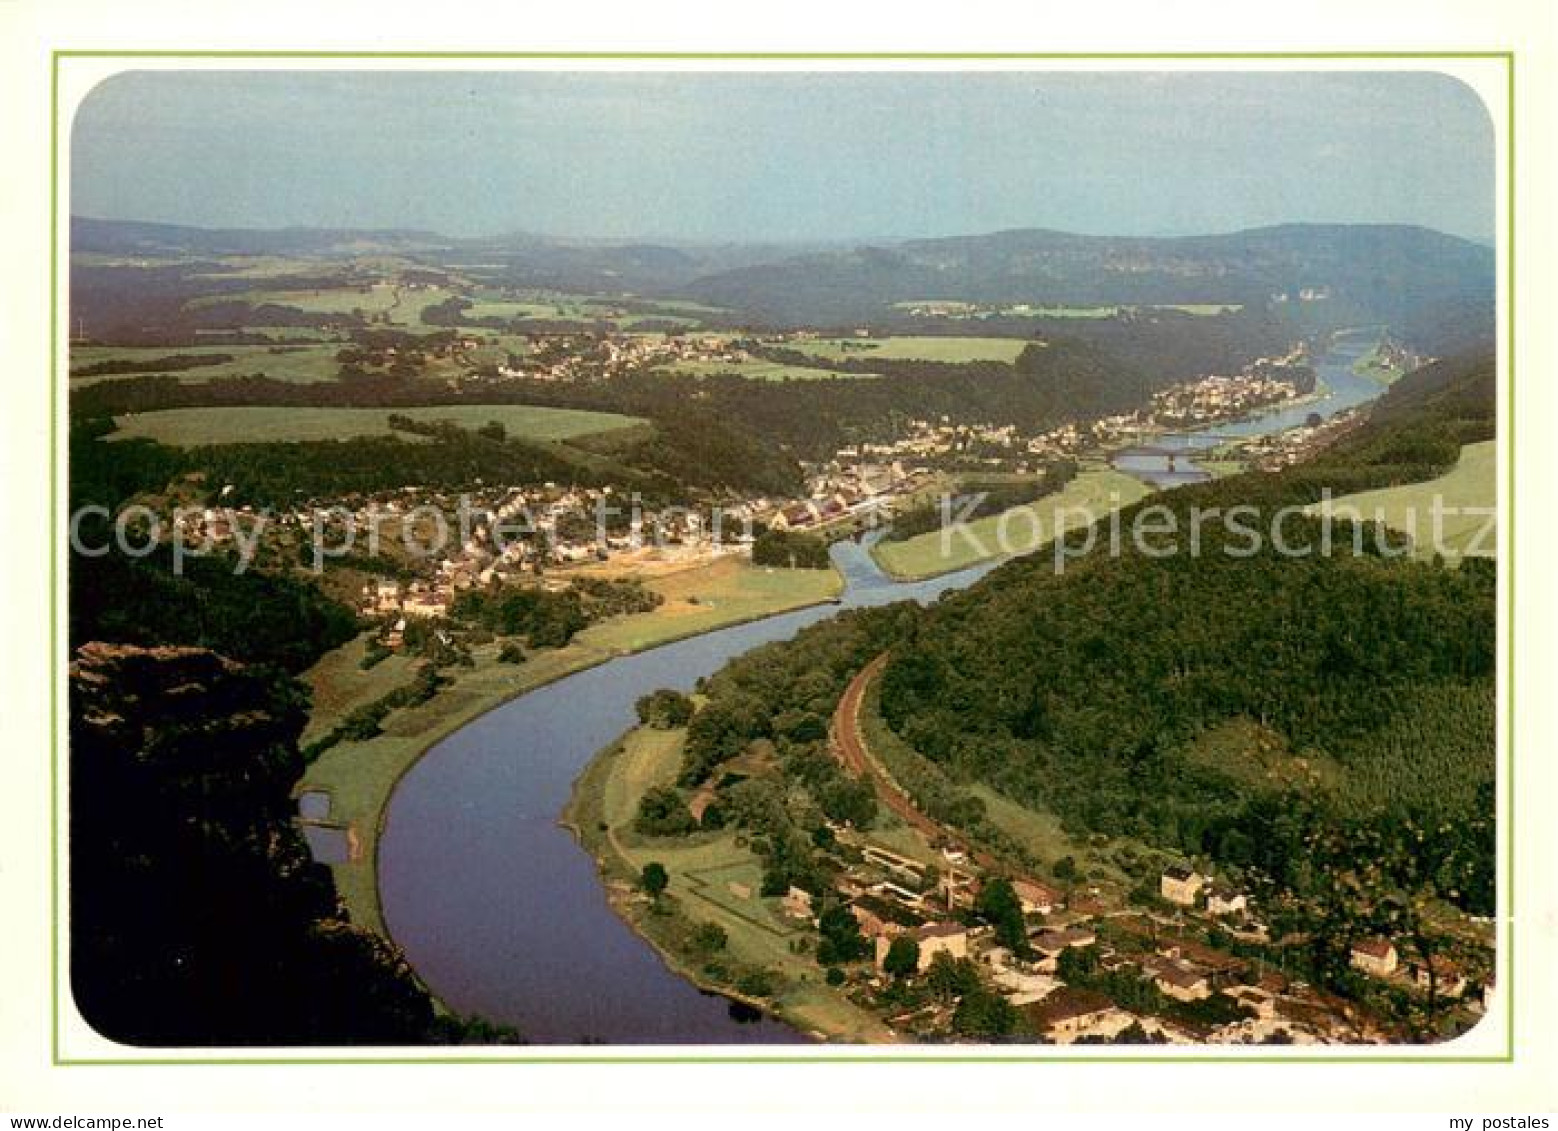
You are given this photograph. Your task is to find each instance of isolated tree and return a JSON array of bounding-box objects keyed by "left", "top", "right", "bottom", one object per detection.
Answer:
[
  {"left": 975, "top": 876, "right": 1028, "bottom": 951},
  {"left": 951, "top": 984, "right": 1021, "bottom": 1040},
  {"left": 635, "top": 688, "right": 695, "bottom": 729},
  {"left": 690, "top": 922, "right": 728, "bottom": 955},
  {"left": 882, "top": 936, "right": 922, "bottom": 980},
  {"left": 815, "top": 903, "right": 869, "bottom": 966},
  {"left": 640, "top": 861, "right": 669, "bottom": 900},
  {"left": 924, "top": 952, "right": 982, "bottom": 1003}
]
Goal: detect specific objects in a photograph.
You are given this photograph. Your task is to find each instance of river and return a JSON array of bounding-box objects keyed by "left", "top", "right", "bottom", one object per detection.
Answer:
[
  {"left": 374, "top": 331, "right": 1385, "bottom": 1043},
  {"left": 377, "top": 536, "right": 998, "bottom": 1043},
  {"left": 1110, "top": 329, "right": 1387, "bottom": 487}
]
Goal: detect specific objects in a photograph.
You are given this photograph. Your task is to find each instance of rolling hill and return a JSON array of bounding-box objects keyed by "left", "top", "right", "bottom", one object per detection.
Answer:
[{"left": 680, "top": 223, "right": 1495, "bottom": 344}]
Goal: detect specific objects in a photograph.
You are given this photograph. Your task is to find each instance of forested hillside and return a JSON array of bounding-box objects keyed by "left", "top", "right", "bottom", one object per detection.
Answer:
[
  {"left": 682, "top": 349, "right": 1498, "bottom": 922},
  {"left": 682, "top": 224, "right": 1494, "bottom": 339},
  {"left": 879, "top": 348, "right": 1497, "bottom": 908}
]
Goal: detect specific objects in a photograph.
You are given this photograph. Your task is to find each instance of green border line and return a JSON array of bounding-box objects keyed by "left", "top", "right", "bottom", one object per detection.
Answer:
[
  {"left": 49, "top": 49, "right": 62, "bottom": 1069},
  {"left": 49, "top": 49, "right": 1516, "bottom": 1067},
  {"left": 1503, "top": 51, "right": 1517, "bottom": 1065}
]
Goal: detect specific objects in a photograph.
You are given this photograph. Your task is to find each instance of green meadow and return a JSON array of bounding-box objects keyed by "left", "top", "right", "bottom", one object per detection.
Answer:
[
  {"left": 107, "top": 404, "right": 647, "bottom": 446},
  {"left": 1307, "top": 440, "right": 1497, "bottom": 559},
  {"left": 872, "top": 467, "right": 1152, "bottom": 580},
  {"left": 788, "top": 335, "right": 1035, "bottom": 365},
  {"left": 71, "top": 343, "right": 348, "bottom": 386}
]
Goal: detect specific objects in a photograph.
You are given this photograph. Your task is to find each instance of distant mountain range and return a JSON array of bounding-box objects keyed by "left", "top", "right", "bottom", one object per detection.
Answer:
[
  {"left": 70, "top": 216, "right": 452, "bottom": 257},
  {"left": 72, "top": 216, "right": 1495, "bottom": 346},
  {"left": 679, "top": 224, "right": 1495, "bottom": 329}
]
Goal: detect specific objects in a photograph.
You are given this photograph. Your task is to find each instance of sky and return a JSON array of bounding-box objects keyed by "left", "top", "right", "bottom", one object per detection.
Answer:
[{"left": 70, "top": 70, "right": 1495, "bottom": 245}]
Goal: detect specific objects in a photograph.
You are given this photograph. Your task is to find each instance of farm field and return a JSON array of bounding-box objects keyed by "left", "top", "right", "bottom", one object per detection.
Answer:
[
  {"left": 187, "top": 282, "right": 459, "bottom": 327},
  {"left": 107, "top": 403, "right": 647, "bottom": 446},
  {"left": 462, "top": 291, "right": 724, "bottom": 329},
  {"left": 786, "top": 335, "right": 1035, "bottom": 364},
  {"left": 298, "top": 634, "right": 424, "bottom": 749},
  {"left": 1307, "top": 440, "right": 1497, "bottom": 559},
  {"left": 893, "top": 301, "right": 1243, "bottom": 319},
  {"left": 71, "top": 343, "right": 347, "bottom": 386},
  {"left": 657, "top": 357, "right": 874, "bottom": 382},
  {"left": 576, "top": 555, "right": 843, "bottom": 653},
  {"left": 871, "top": 466, "right": 1152, "bottom": 579},
  {"left": 299, "top": 556, "right": 844, "bottom": 933}
]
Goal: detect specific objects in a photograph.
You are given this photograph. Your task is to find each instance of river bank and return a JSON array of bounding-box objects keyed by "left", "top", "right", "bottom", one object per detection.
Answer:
[
  {"left": 371, "top": 537, "right": 994, "bottom": 1041},
  {"left": 559, "top": 724, "right": 892, "bottom": 1043},
  {"left": 869, "top": 465, "right": 1151, "bottom": 581},
  {"left": 298, "top": 556, "right": 844, "bottom": 935}
]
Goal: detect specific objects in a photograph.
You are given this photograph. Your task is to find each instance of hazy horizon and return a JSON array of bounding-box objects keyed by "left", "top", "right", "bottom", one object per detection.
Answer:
[
  {"left": 71, "top": 71, "right": 1496, "bottom": 245},
  {"left": 71, "top": 212, "right": 1494, "bottom": 250}
]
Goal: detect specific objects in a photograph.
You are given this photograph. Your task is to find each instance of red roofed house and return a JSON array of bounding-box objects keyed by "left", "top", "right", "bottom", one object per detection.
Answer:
[
  {"left": 1013, "top": 878, "right": 1063, "bottom": 915},
  {"left": 1023, "top": 988, "right": 1122, "bottom": 1043}
]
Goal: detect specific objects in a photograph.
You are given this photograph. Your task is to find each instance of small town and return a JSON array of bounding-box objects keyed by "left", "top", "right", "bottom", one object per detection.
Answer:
[{"left": 784, "top": 830, "right": 1493, "bottom": 1045}]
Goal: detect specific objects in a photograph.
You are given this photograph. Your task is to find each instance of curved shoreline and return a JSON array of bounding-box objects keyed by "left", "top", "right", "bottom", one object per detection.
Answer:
[
  {"left": 556, "top": 790, "right": 830, "bottom": 1043},
  {"left": 300, "top": 566, "right": 845, "bottom": 940}
]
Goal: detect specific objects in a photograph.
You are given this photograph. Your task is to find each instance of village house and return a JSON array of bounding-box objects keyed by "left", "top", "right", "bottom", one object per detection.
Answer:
[
  {"left": 401, "top": 592, "right": 449, "bottom": 619},
  {"left": 772, "top": 502, "right": 817, "bottom": 531},
  {"left": 1023, "top": 987, "right": 1123, "bottom": 1043},
  {"left": 876, "top": 921, "right": 968, "bottom": 972},
  {"left": 1160, "top": 865, "right": 1206, "bottom": 907},
  {"left": 1350, "top": 937, "right": 1400, "bottom": 978},
  {"left": 1013, "top": 878, "right": 1063, "bottom": 916},
  {"left": 1028, "top": 926, "right": 1097, "bottom": 974},
  {"left": 1206, "top": 887, "right": 1249, "bottom": 917},
  {"left": 1407, "top": 955, "right": 1469, "bottom": 999},
  {"left": 780, "top": 886, "right": 815, "bottom": 922},
  {"left": 1031, "top": 926, "right": 1097, "bottom": 957},
  {"left": 1144, "top": 956, "right": 1213, "bottom": 1002}
]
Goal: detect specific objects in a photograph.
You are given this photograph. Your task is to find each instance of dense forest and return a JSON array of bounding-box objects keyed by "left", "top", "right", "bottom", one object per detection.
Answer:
[{"left": 885, "top": 350, "right": 1497, "bottom": 910}]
